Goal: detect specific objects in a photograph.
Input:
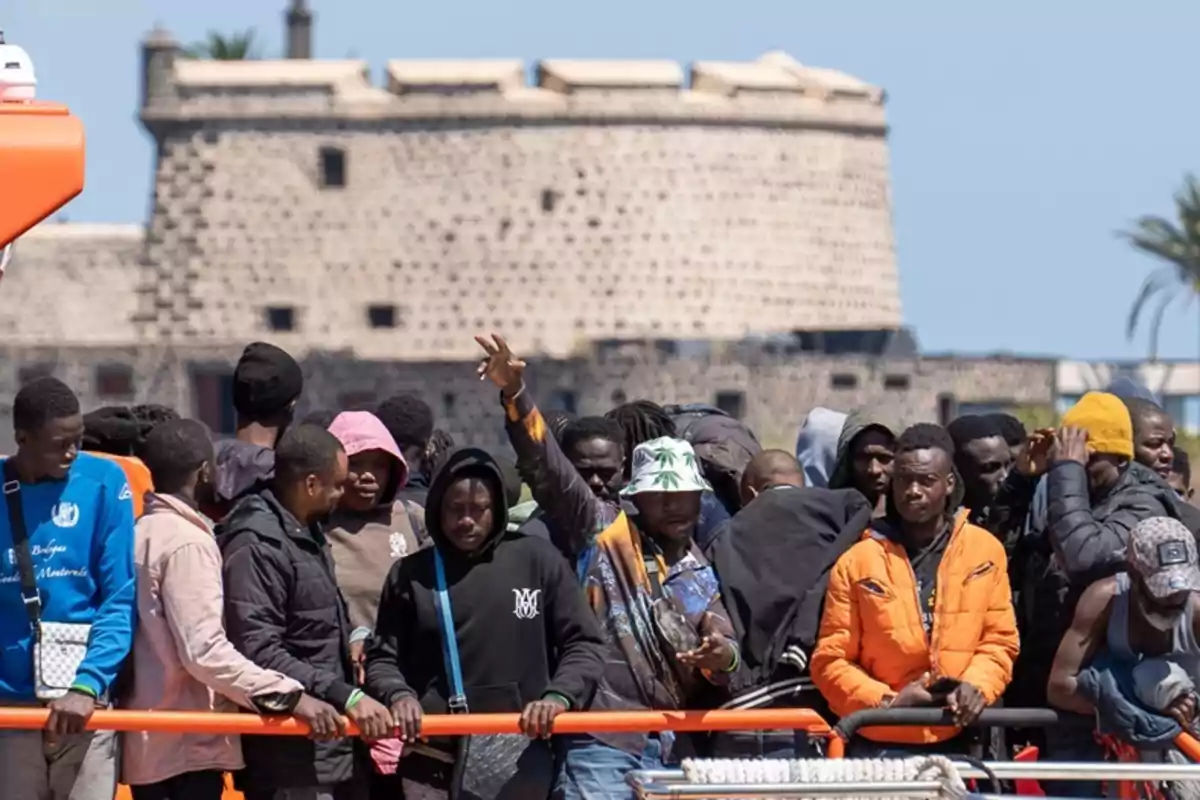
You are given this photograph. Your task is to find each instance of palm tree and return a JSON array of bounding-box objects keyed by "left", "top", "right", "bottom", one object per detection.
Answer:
[
  {"left": 1122, "top": 173, "right": 1200, "bottom": 361},
  {"left": 182, "top": 30, "right": 260, "bottom": 60}
]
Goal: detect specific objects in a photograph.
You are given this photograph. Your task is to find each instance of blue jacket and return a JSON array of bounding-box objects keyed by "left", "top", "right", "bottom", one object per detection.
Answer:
[
  {"left": 0, "top": 453, "right": 136, "bottom": 700},
  {"left": 1077, "top": 653, "right": 1181, "bottom": 747}
]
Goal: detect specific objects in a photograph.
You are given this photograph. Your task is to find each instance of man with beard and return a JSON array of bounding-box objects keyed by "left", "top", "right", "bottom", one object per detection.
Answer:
[
  {"left": 1123, "top": 398, "right": 1200, "bottom": 533},
  {"left": 220, "top": 425, "right": 393, "bottom": 800},
  {"left": 947, "top": 415, "right": 1013, "bottom": 523}
]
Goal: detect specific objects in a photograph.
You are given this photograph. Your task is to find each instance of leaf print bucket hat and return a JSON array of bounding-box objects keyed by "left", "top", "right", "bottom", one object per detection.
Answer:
[{"left": 620, "top": 436, "right": 712, "bottom": 496}]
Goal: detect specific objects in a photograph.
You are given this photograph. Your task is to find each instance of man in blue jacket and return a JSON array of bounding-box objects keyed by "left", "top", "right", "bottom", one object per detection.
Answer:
[{"left": 0, "top": 377, "right": 136, "bottom": 800}]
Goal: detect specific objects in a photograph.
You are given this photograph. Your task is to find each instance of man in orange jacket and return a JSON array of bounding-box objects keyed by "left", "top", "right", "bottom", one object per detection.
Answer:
[{"left": 811, "top": 423, "right": 1020, "bottom": 754}]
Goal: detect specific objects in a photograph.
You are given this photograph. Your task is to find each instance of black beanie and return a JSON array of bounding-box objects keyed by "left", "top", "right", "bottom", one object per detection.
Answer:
[
  {"left": 232, "top": 342, "right": 303, "bottom": 419},
  {"left": 82, "top": 406, "right": 143, "bottom": 456}
]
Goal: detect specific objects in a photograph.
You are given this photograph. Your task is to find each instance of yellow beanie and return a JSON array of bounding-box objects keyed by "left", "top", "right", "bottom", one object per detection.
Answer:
[{"left": 1061, "top": 391, "right": 1133, "bottom": 459}]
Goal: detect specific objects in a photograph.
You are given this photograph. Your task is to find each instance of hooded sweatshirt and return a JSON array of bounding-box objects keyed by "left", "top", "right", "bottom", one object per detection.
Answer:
[
  {"left": 828, "top": 409, "right": 901, "bottom": 498},
  {"left": 703, "top": 485, "right": 872, "bottom": 697},
  {"left": 325, "top": 412, "right": 427, "bottom": 642},
  {"left": 211, "top": 438, "right": 275, "bottom": 518},
  {"left": 364, "top": 447, "right": 605, "bottom": 747},
  {"left": 795, "top": 408, "right": 849, "bottom": 490}
]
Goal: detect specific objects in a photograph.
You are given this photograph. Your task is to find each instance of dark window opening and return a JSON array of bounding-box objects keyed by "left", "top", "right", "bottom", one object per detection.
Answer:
[
  {"left": 367, "top": 304, "right": 397, "bottom": 329},
  {"left": 96, "top": 364, "right": 135, "bottom": 399},
  {"left": 883, "top": 374, "right": 912, "bottom": 391},
  {"left": 191, "top": 369, "right": 236, "bottom": 436},
  {"left": 937, "top": 393, "right": 958, "bottom": 427},
  {"left": 714, "top": 391, "right": 745, "bottom": 420},
  {"left": 654, "top": 339, "right": 678, "bottom": 357},
  {"left": 18, "top": 364, "right": 54, "bottom": 385},
  {"left": 550, "top": 389, "right": 578, "bottom": 415},
  {"left": 266, "top": 306, "right": 295, "bottom": 332},
  {"left": 541, "top": 188, "right": 559, "bottom": 213},
  {"left": 319, "top": 146, "right": 346, "bottom": 189},
  {"left": 830, "top": 373, "right": 858, "bottom": 390},
  {"left": 442, "top": 392, "right": 457, "bottom": 418}
]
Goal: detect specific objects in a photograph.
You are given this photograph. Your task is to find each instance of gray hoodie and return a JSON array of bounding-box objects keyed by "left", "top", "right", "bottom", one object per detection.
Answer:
[{"left": 794, "top": 408, "right": 848, "bottom": 490}]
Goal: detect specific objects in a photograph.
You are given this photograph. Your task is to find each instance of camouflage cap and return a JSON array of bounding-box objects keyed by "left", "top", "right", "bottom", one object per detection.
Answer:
[{"left": 1127, "top": 516, "right": 1200, "bottom": 600}]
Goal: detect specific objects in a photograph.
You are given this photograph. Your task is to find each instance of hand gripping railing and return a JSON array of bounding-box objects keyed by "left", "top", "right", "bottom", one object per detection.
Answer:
[
  {"left": 827, "top": 707, "right": 1200, "bottom": 762},
  {"left": 828, "top": 707, "right": 1075, "bottom": 757},
  {"left": 0, "top": 706, "right": 834, "bottom": 738}
]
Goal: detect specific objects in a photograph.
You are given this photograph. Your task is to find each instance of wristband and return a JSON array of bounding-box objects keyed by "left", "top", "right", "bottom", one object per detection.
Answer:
[
  {"left": 344, "top": 689, "right": 365, "bottom": 712},
  {"left": 69, "top": 683, "right": 97, "bottom": 698},
  {"left": 722, "top": 645, "right": 741, "bottom": 674},
  {"left": 542, "top": 691, "right": 571, "bottom": 709}
]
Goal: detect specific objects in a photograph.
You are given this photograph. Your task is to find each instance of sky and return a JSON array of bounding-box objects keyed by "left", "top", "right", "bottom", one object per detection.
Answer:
[{"left": 7, "top": 1, "right": 1200, "bottom": 363}]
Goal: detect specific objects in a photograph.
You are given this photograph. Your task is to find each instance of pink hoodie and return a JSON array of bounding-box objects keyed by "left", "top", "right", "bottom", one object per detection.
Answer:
[
  {"left": 326, "top": 411, "right": 428, "bottom": 635},
  {"left": 328, "top": 411, "right": 410, "bottom": 491},
  {"left": 326, "top": 411, "right": 421, "bottom": 775}
]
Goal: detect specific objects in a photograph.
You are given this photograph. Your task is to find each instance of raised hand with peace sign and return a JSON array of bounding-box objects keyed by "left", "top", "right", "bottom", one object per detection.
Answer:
[{"left": 475, "top": 334, "right": 527, "bottom": 398}]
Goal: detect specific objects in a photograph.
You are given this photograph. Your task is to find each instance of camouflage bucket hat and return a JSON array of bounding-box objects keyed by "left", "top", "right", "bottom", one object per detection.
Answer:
[
  {"left": 620, "top": 437, "right": 711, "bottom": 496},
  {"left": 1127, "top": 516, "right": 1200, "bottom": 600}
]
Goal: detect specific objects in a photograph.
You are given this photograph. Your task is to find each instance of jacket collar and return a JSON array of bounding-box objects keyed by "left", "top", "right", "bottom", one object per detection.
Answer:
[
  {"left": 258, "top": 488, "right": 325, "bottom": 547},
  {"left": 866, "top": 507, "right": 969, "bottom": 546},
  {"left": 143, "top": 492, "right": 215, "bottom": 535}
]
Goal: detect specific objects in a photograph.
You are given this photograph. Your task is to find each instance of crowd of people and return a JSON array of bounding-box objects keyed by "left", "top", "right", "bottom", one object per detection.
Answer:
[{"left": 0, "top": 335, "right": 1198, "bottom": 800}]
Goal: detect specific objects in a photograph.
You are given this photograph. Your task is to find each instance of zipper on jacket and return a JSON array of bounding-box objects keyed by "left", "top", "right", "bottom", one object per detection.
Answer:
[{"left": 926, "top": 514, "right": 966, "bottom": 675}]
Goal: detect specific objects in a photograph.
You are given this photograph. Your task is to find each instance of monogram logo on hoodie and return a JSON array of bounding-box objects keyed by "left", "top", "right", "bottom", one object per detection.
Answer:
[{"left": 513, "top": 588, "right": 541, "bottom": 620}]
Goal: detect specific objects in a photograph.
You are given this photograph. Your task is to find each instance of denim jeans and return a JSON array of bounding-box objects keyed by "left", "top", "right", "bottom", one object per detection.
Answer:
[{"left": 554, "top": 735, "right": 664, "bottom": 800}]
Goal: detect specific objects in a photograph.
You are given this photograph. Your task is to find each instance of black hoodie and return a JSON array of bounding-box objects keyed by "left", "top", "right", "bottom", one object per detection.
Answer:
[
  {"left": 704, "top": 485, "right": 872, "bottom": 697},
  {"left": 364, "top": 447, "right": 605, "bottom": 727}
]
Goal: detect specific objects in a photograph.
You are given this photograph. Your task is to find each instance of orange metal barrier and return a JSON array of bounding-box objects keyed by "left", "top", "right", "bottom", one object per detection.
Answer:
[
  {"left": 22, "top": 707, "right": 830, "bottom": 800},
  {"left": 0, "top": 707, "right": 833, "bottom": 737}
]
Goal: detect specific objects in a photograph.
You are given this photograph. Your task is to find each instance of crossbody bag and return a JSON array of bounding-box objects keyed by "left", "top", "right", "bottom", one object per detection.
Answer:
[
  {"left": 2, "top": 460, "right": 91, "bottom": 700},
  {"left": 432, "top": 549, "right": 553, "bottom": 800}
]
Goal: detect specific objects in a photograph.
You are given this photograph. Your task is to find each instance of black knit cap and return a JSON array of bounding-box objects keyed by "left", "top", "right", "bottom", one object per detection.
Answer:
[{"left": 232, "top": 342, "right": 303, "bottom": 419}]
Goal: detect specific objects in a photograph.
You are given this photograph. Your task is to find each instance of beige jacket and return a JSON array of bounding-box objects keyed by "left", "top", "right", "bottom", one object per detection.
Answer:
[{"left": 122, "top": 492, "right": 302, "bottom": 786}]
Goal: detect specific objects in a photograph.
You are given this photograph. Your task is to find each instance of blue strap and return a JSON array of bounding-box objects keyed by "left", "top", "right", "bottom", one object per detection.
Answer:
[{"left": 433, "top": 550, "right": 469, "bottom": 714}]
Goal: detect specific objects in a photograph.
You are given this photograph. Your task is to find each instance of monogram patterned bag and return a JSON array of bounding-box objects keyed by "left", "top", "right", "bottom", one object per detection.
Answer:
[{"left": 3, "top": 461, "right": 91, "bottom": 700}]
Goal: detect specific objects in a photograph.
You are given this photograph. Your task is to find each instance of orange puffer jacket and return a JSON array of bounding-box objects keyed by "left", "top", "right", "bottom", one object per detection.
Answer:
[{"left": 811, "top": 509, "right": 1019, "bottom": 744}]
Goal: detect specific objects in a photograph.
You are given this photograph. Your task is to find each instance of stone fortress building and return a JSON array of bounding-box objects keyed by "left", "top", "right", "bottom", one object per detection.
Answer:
[{"left": 2, "top": 2, "right": 1192, "bottom": 452}]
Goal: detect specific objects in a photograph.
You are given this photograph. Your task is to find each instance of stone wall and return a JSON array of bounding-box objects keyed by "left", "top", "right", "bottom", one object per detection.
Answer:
[
  {"left": 0, "top": 225, "right": 143, "bottom": 344},
  {"left": 133, "top": 51, "right": 902, "bottom": 361}
]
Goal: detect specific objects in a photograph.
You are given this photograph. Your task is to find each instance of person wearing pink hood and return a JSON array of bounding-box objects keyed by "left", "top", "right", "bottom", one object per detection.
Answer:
[{"left": 326, "top": 411, "right": 429, "bottom": 675}]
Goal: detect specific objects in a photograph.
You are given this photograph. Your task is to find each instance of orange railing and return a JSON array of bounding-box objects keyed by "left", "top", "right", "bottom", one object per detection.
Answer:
[
  {"left": 8, "top": 706, "right": 1193, "bottom": 799},
  {"left": 34, "top": 708, "right": 830, "bottom": 800},
  {"left": 1, "top": 707, "right": 832, "bottom": 737}
]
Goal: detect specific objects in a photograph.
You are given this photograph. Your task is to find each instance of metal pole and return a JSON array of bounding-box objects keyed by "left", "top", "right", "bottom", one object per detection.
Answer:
[
  {"left": 631, "top": 780, "right": 944, "bottom": 799},
  {"left": 961, "top": 761, "right": 1200, "bottom": 782}
]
